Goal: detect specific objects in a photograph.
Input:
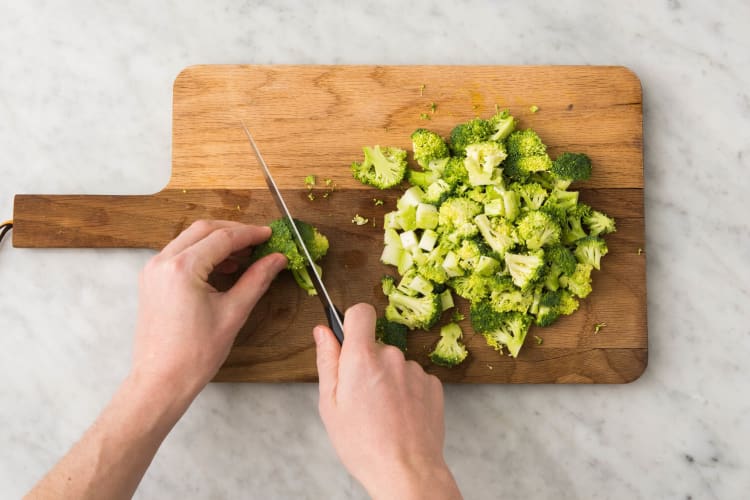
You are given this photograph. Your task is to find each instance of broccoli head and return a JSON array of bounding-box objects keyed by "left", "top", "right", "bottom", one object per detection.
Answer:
[
  {"left": 489, "top": 276, "right": 533, "bottom": 313},
  {"left": 449, "top": 117, "right": 493, "bottom": 156},
  {"left": 449, "top": 273, "right": 493, "bottom": 302},
  {"left": 406, "top": 169, "right": 441, "bottom": 189},
  {"left": 438, "top": 197, "right": 482, "bottom": 240},
  {"left": 574, "top": 236, "right": 609, "bottom": 270},
  {"left": 551, "top": 152, "right": 592, "bottom": 181},
  {"left": 488, "top": 109, "right": 517, "bottom": 141},
  {"left": 559, "top": 262, "right": 594, "bottom": 298},
  {"left": 470, "top": 302, "right": 532, "bottom": 358},
  {"left": 441, "top": 157, "right": 470, "bottom": 189},
  {"left": 504, "top": 249, "right": 545, "bottom": 289},
  {"left": 535, "top": 290, "right": 562, "bottom": 327},
  {"left": 376, "top": 317, "right": 408, "bottom": 352},
  {"left": 584, "top": 210, "right": 617, "bottom": 236},
  {"left": 411, "top": 128, "right": 450, "bottom": 168},
  {"left": 293, "top": 219, "right": 329, "bottom": 261},
  {"left": 464, "top": 142, "right": 507, "bottom": 186},
  {"left": 506, "top": 129, "right": 548, "bottom": 158},
  {"left": 474, "top": 214, "right": 518, "bottom": 258},
  {"left": 543, "top": 244, "right": 578, "bottom": 291},
  {"left": 516, "top": 210, "right": 562, "bottom": 250},
  {"left": 351, "top": 145, "right": 408, "bottom": 189},
  {"left": 429, "top": 323, "right": 468, "bottom": 367},
  {"left": 557, "top": 289, "right": 580, "bottom": 316},
  {"left": 560, "top": 202, "right": 590, "bottom": 245},
  {"left": 513, "top": 182, "right": 549, "bottom": 211},
  {"left": 384, "top": 289, "right": 442, "bottom": 331}
]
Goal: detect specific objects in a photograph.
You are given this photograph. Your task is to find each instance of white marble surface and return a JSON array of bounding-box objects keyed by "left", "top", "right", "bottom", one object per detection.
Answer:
[{"left": 1, "top": 0, "right": 748, "bottom": 498}]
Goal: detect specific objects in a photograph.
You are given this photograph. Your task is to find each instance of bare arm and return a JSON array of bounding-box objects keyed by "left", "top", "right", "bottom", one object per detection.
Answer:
[
  {"left": 314, "top": 304, "right": 463, "bottom": 500},
  {"left": 27, "top": 221, "right": 286, "bottom": 499}
]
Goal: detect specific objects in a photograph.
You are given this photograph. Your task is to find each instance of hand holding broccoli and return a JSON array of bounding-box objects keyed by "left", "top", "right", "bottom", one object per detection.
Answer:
[{"left": 314, "top": 304, "right": 463, "bottom": 500}]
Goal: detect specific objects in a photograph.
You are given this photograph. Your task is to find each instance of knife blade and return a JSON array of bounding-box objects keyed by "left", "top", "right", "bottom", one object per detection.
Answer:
[{"left": 241, "top": 121, "right": 345, "bottom": 344}]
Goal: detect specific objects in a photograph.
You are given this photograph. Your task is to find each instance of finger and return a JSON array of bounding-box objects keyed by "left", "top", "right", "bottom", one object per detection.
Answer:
[
  {"left": 341, "top": 303, "right": 377, "bottom": 353},
  {"left": 223, "top": 252, "right": 287, "bottom": 312},
  {"left": 313, "top": 325, "right": 341, "bottom": 408},
  {"left": 185, "top": 225, "right": 272, "bottom": 278},
  {"left": 160, "top": 220, "right": 249, "bottom": 258}
]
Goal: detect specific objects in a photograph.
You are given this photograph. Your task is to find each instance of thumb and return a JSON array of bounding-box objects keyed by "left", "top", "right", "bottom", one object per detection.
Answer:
[{"left": 313, "top": 325, "right": 341, "bottom": 409}]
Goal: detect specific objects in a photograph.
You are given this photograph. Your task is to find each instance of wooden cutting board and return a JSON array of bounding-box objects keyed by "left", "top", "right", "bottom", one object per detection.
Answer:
[{"left": 12, "top": 65, "right": 647, "bottom": 383}]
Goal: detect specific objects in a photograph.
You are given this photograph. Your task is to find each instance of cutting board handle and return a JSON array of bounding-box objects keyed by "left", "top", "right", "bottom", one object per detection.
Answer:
[{"left": 12, "top": 189, "right": 267, "bottom": 249}]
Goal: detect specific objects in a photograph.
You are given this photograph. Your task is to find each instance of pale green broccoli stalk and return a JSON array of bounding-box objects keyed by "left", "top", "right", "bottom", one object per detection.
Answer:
[
  {"left": 516, "top": 210, "right": 562, "bottom": 250},
  {"left": 376, "top": 317, "right": 408, "bottom": 352},
  {"left": 411, "top": 128, "right": 450, "bottom": 168},
  {"left": 429, "top": 323, "right": 468, "bottom": 367},
  {"left": 449, "top": 117, "right": 493, "bottom": 156},
  {"left": 584, "top": 210, "right": 616, "bottom": 236},
  {"left": 551, "top": 152, "right": 592, "bottom": 181},
  {"left": 250, "top": 218, "right": 329, "bottom": 296},
  {"left": 470, "top": 302, "right": 532, "bottom": 358},
  {"left": 574, "top": 236, "right": 609, "bottom": 270},
  {"left": 504, "top": 249, "right": 545, "bottom": 289},
  {"left": 559, "top": 263, "right": 594, "bottom": 298},
  {"left": 351, "top": 145, "right": 408, "bottom": 189},
  {"left": 406, "top": 169, "right": 441, "bottom": 189}
]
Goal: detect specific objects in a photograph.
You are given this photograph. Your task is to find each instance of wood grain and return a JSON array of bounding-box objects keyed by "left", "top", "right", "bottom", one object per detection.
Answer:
[{"left": 12, "top": 65, "right": 646, "bottom": 383}]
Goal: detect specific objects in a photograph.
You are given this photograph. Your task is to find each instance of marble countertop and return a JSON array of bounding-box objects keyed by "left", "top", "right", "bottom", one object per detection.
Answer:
[{"left": 1, "top": 1, "right": 748, "bottom": 498}]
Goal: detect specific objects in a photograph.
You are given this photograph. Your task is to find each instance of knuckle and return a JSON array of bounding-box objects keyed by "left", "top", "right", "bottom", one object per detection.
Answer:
[
  {"left": 381, "top": 345, "right": 406, "bottom": 363},
  {"left": 168, "top": 253, "right": 192, "bottom": 275},
  {"left": 190, "top": 219, "right": 213, "bottom": 233}
]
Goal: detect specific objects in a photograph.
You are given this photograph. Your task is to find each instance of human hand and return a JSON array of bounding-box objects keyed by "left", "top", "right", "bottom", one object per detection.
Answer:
[
  {"left": 314, "top": 304, "right": 462, "bottom": 500},
  {"left": 132, "top": 220, "right": 287, "bottom": 403}
]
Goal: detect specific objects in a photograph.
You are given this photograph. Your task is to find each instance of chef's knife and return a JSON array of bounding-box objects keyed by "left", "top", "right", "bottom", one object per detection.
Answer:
[{"left": 241, "top": 122, "right": 345, "bottom": 344}]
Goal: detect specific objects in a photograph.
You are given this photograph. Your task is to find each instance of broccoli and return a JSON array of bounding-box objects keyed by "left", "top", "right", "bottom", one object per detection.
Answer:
[
  {"left": 504, "top": 249, "right": 545, "bottom": 289},
  {"left": 441, "top": 157, "right": 470, "bottom": 189},
  {"left": 489, "top": 276, "right": 533, "bottom": 313},
  {"left": 551, "top": 152, "right": 592, "bottom": 181},
  {"left": 456, "top": 239, "right": 482, "bottom": 271},
  {"left": 351, "top": 145, "right": 408, "bottom": 189},
  {"left": 559, "top": 263, "right": 594, "bottom": 298},
  {"left": 438, "top": 197, "right": 482, "bottom": 239},
  {"left": 535, "top": 290, "right": 562, "bottom": 327},
  {"left": 584, "top": 210, "right": 616, "bottom": 236},
  {"left": 429, "top": 323, "right": 468, "bottom": 367},
  {"left": 516, "top": 210, "right": 562, "bottom": 250},
  {"left": 513, "top": 182, "right": 549, "bottom": 210},
  {"left": 488, "top": 109, "right": 517, "bottom": 141},
  {"left": 411, "top": 129, "right": 450, "bottom": 168},
  {"left": 561, "top": 202, "right": 590, "bottom": 245},
  {"left": 449, "top": 274, "right": 493, "bottom": 302},
  {"left": 449, "top": 117, "right": 493, "bottom": 156},
  {"left": 543, "top": 244, "right": 578, "bottom": 291},
  {"left": 503, "top": 129, "right": 553, "bottom": 180},
  {"left": 384, "top": 289, "right": 442, "bottom": 331},
  {"left": 470, "top": 302, "right": 531, "bottom": 358},
  {"left": 574, "top": 236, "right": 609, "bottom": 270},
  {"left": 406, "top": 169, "right": 441, "bottom": 189},
  {"left": 464, "top": 142, "right": 507, "bottom": 186},
  {"left": 422, "top": 179, "right": 452, "bottom": 206},
  {"left": 474, "top": 214, "right": 518, "bottom": 258},
  {"left": 376, "top": 317, "right": 408, "bottom": 352},
  {"left": 250, "top": 218, "right": 329, "bottom": 296},
  {"left": 557, "top": 289, "right": 580, "bottom": 315}
]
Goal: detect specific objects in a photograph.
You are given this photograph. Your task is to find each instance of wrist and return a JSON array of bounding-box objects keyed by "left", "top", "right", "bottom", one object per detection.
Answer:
[
  {"left": 122, "top": 368, "right": 198, "bottom": 432},
  {"left": 364, "top": 457, "right": 461, "bottom": 500}
]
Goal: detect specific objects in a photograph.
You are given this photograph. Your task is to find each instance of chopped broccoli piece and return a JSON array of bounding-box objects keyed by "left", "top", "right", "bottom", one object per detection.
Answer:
[
  {"left": 474, "top": 214, "right": 518, "bottom": 258},
  {"left": 516, "top": 210, "right": 562, "bottom": 250},
  {"left": 422, "top": 180, "right": 452, "bottom": 206},
  {"left": 406, "top": 169, "right": 441, "bottom": 189},
  {"left": 543, "top": 244, "right": 578, "bottom": 291},
  {"left": 464, "top": 142, "right": 507, "bottom": 186},
  {"left": 351, "top": 145, "right": 408, "bottom": 189},
  {"left": 488, "top": 109, "right": 516, "bottom": 141},
  {"left": 411, "top": 129, "right": 450, "bottom": 168},
  {"left": 438, "top": 197, "right": 482, "bottom": 239},
  {"left": 594, "top": 322, "right": 607, "bottom": 334},
  {"left": 470, "top": 302, "right": 531, "bottom": 358},
  {"left": 489, "top": 277, "right": 534, "bottom": 314},
  {"left": 574, "top": 236, "right": 609, "bottom": 270},
  {"left": 551, "top": 152, "right": 592, "bottom": 181},
  {"left": 529, "top": 105, "right": 539, "bottom": 113},
  {"left": 557, "top": 289, "right": 580, "bottom": 315},
  {"left": 384, "top": 289, "right": 442, "bottom": 331},
  {"left": 513, "top": 182, "right": 548, "bottom": 210},
  {"left": 293, "top": 219, "right": 329, "bottom": 261},
  {"left": 352, "top": 214, "right": 369, "bottom": 226},
  {"left": 560, "top": 201, "right": 590, "bottom": 245},
  {"left": 506, "top": 129, "right": 548, "bottom": 158},
  {"left": 449, "top": 274, "right": 493, "bottom": 302},
  {"left": 449, "top": 117, "right": 493, "bottom": 156},
  {"left": 535, "top": 290, "right": 562, "bottom": 327},
  {"left": 504, "top": 249, "right": 545, "bottom": 289},
  {"left": 584, "top": 210, "right": 616, "bottom": 236},
  {"left": 304, "top": 175, "right": 316, "bottom": 188},
  {"left": 376, "top": 317, "right": 408, "bottom": 352},
  {"left": 560, "top": 263, "right": 594, "bottom": 298},
  {"left": 441, "top": 157, "right": 470, "bottom": 189},
  {"left": 429, "top": 323, "right": 468, "bottom": 367}
]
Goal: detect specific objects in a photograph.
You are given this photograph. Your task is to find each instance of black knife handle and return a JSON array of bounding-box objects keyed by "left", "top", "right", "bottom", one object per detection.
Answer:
[{"left": 325, "top": 304, "right": 345, "bottom": 345}]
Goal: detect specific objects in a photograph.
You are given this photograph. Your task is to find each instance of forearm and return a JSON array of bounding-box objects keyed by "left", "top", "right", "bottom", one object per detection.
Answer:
[{"left": 27, "top": 372, "right": 194, "bottom": 500}]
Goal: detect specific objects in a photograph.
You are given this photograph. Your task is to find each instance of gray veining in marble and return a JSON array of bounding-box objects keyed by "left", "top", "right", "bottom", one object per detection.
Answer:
[{"left": 1, "top": 1, "right": 749, "bottom": 498}]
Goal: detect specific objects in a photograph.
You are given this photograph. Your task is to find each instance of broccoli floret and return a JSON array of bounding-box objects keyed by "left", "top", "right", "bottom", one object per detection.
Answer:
[
  {"left": 250, "top": 218, "right": 328, "bottom": 296},
  {"left": 574, "top": 236, "right": 609, "bottom": 270},
  {"left": 551, "top": 152, "right": 592, "bottom": 181},
  {"left": 351, "top": 145, "right": 408, "bottom": 189},
  {"left": 429, "top": 323, "right": 468, "bottom": 367},
  {"left": 559, "top": 263, "right": 594, "bottom": 298},
  {"left": 382, "top": 275, "right": 397, "bottom": 296},
  {"left": 584, "top": 210, "right": 617, "bottom": 236},
  {"left": 535, "top": 290, "right": 562, "bottom": 327},
  {"left": 516, "top": 210, "right": 561, "bottom": 250},
  {"left": 441, "top": 157, "right": 470, "bottom": 189},
  {"left": 504, "top": 249, "right": 545, "bottom": 289},
  {"left": 385, "top": 290, "right": 442, "bottom": 331},
  {"left": 376, "top": 317, "right": 408, "bottom": 352},
  {"left": 488, "top": 276, "right": 533, "bottom": 313},
  {"left": 464, "top": 142, "right": 507, "bottom": 186},
  {"left": 506, "top": 129, "right": 548, "bottom": 158},
  {"left": 488, "top": 109, "right": 517, "bottom": 141},
  {"left": 417, "top": 249, "right": 449, "bottom": 284},
  {"left": 513, "top": 182, "right": 549, "bottom": 211},
  {"left": 474, "top": 214, "right": 518, "bottom": 258},
  {"left": 456, "top": 239, "right": 482, "bottom": 271},
  {"left": 557, "top": 289, "right": 580, "bottom": 315},
  {"left": 449, "top": 274, "right": 493, "bottom": 302},
  {"left": 423, "top": 180, "right": 452, "bottom": 206},
  {"left": 543, "top": 244, "right": 578, "bottom": 291},
  {"left": 411, "top": 129, "right": 450, "bottom": 168},
  {"left": 470, "top": 302, "right": 532, "bottom": 358},
  {"left": 438, "top": 198, "right": 482, "bottom": 240},
  {"left": 561, "top": 202, "right": 590, "bottom": 245},
  {"left": 449, "top": 118, "right": 493, "bottom": 156}
]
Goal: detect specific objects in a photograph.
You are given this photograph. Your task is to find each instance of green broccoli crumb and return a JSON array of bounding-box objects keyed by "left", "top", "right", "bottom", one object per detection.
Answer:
[
  {"left": 307, "top": 192, "right": 315, "bottom": 201},
  {"left": 594, "top": 322, "right": 607, "bottom": 334},
  {"left": 534, "top": 335, "right": 543, "bottom": 345},
  {"left": 419, "top": 84, "right": 426, "bottom": 96},
  {"left": 452, "top": 310, "right": 465, "bottom": 322},
  {"left": 420, "top": 112, "right": 431, "bottom": 120},
  {"left": 352, "top": 214, "right": 369, "bottom": 226},
  {"left": 373, "top": 198, "right": 384, "bottom": 206},
  {"left": 305, "top": 175, "right": 316, "bottom": 188},
  {"left": 430, "top": 102, "right": 437, "bottom": 114},
  {"left": 529, "top": 105, "right": 539, "bottom": 113}
]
